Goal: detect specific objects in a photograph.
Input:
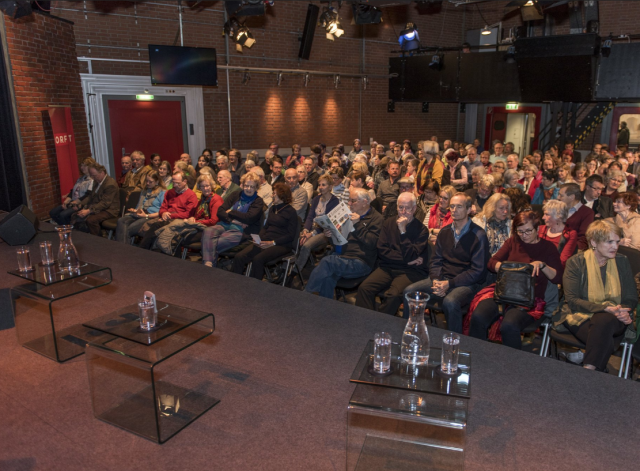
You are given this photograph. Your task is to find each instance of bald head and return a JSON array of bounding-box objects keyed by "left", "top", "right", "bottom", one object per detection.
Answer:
[{"left": 284, "top": 168, "right": 298, "bottom": 189}]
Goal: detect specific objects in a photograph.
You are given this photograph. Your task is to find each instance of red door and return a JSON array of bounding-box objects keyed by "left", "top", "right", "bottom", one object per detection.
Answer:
[
  {"left": 484, "top": 106, "right": 542, "bottom": 153},
  {"left": 108, "top": 99, "right": 185, "bottom": 176}
]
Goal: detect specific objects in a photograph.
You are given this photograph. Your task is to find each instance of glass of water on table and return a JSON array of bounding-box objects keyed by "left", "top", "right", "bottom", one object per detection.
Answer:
[{"left": 373, "top": 332, "right": 392, "bottom": 374}]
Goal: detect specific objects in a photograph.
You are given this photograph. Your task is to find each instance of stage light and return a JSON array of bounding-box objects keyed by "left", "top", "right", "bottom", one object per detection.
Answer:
[
  {"left": 242, "top": 72, "right": 251, "bottom": 85},
  {"left": 225, "top": 0, "right": 266, "bottom": 17},
  {"left": 504, "top": 45, "right": 516, "bottom": 64},
  {"left": 303, "top": 73, "right": 310, "bottom": 87},
  {"left": 319, "top": 7, "right": 344, "bottom": 41},
  {"left": 352, "top": 3, "right": 382, "bottom": 25},
  {"left": 0, "top": 0, "right": 32, "bottom": 19},
  {"left": 398, "top": 23, "right": 420, "bottom": 51},
  {"left": 334, "top": 74, "right": 341, "bottom": 89},
  {"left": 277, "top": 73, "right": 283, "bottom": 86},
  {"left": 601, "top": 34, "right": 612, "bottom": 58},
  {"left": 362, "top": 76, "right": 368, "bottom": 90},
  {"left": 481, "top": 25, "right": 491, "bottom": 36},
  {"left": 223, "top": 17, "right": 256, "bottom": 52},
  {"left": 429, "top": 53, "right": 442, "bottom": 70},
  {"left": 387, "top": 101, "right": 395, "bottom": 113}
]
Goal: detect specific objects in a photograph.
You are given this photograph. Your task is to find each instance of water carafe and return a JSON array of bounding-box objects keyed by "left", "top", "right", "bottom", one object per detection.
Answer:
[
  {"left": 56, "top": 225, "right": 80, "bottom": 269},
  {"left": 401, "top": 291, "right": 430, "bottom": 365}
]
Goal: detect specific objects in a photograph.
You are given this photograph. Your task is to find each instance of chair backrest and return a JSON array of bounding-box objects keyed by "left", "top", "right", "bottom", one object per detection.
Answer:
[
  {"left": 125, "top": 190, "right": 142, "bottom": 213},
  {"left": 618, "top": 245, "right": 640, "bottom": 277},
  {"left": 293, "top": 217, "right": 302, "bottom": 255},
  {"left": 117, "top": 188, "right": 129, "bottom": 216}
]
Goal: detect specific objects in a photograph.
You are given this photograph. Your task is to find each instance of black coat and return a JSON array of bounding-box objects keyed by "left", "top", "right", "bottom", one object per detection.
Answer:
[{"left": 260, "top": 203, "right": 298, "bottom": 249}]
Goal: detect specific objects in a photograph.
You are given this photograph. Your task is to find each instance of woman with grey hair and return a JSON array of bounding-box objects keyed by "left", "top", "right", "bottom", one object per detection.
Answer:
[
  {"left": 503, "top": 169, "right": 525, "bottom": 191},
  {"left": 538, "top": 199, "right": 578, "bottom": 266},
  {"left": 520, "top": 164, "right": 540, "bottom": 198},
  {"left": 603, "top": 169, "right": 625, "bottom": 201},
  {"left": 470, "top": 165, "right": 486, "bottom": 190},
  {"left": 471, "top": 193, "right": 511, "bottom": 255}
]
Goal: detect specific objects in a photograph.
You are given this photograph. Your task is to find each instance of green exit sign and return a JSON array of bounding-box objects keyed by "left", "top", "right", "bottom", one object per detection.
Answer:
[{"left": 506, "top": 103, "right": 519, "bottom": 110}]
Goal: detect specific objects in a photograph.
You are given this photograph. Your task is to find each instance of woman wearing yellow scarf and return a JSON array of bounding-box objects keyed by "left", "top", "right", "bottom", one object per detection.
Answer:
[{"left": 556, "top": 220, "right": 638, "bottom": 371}]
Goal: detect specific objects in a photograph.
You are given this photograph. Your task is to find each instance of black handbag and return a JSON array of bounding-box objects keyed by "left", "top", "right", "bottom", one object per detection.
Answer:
[{"left": 493, "top": 261, "right": 536, "bottom": 310}]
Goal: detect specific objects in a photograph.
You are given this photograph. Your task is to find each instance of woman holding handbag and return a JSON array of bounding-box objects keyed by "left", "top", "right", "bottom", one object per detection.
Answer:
[{"left": 468, "top": 211, "right": 564, "bottom": 349}]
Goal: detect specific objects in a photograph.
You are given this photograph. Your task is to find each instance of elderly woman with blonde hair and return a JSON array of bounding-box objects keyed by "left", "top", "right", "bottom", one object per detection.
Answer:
[
  {"left": 471, "top": 193, "right": 511, "bottom": 255},
  {"left": 538, "top": 199, "right": 578, "bottom": 266},
  {"left": 554, "top": 220, "right": 637, "bottom": 371}
]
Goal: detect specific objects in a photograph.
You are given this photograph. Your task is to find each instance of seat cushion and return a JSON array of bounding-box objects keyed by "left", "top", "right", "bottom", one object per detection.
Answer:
[{"left": 101, "top": 218, "right": 118, "bottom": 230}]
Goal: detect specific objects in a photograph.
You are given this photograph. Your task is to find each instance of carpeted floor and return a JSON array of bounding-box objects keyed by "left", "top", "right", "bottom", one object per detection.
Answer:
[{"left": 1, "top": 227, "right": 639, "bottom": 471}]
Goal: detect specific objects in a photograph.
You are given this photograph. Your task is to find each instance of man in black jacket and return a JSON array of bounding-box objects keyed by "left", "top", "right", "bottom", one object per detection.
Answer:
[
  {"left": 582, "top": 174, "right": 614, "bottom": 219},
  {"left": 402, "top": 192, "right": 490, "bottom": 333},
  {"left": 355, "top": 192, "right": 430, "bottom": 315},
  {"left": 305, "top": 188, "right": 383, "bottom": 298}
]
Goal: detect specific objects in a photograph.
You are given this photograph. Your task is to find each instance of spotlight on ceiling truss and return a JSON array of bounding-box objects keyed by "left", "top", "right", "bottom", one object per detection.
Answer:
[
  {"left": 242, "top": 72, "right": 251, "bottom": 85},
  {"left": 225, "top": 0, "right": 266, "bottom": 17},
  {"left": 224, "top": 17, "right": 256, "bottom": 52},
  {"left": 351, "top": 3, "right": 382, "bottom": 25},
  {"left": 318, "top": 7, "right": 344, "bottom": 41},
  {"left": 398, "top": 23, "right": 420, "bottom": 51}
]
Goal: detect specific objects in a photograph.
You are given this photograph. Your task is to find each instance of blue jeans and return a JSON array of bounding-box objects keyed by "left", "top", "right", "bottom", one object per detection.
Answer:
[
  {"left": 305, "top": 255, "right": 372, "bottom": 299},
  {"left": 50, "top": 205, "right": 75, "bottom": 225},
  {"left": 402, "top": 278, "right": 477, "bottom": 333}
]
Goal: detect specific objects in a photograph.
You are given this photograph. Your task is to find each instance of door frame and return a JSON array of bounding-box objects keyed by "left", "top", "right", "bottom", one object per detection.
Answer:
[
  {"left": 481, "top": 103, "right": 549, "bottom": 154},
  {"left": 80, "top": 74, "right": 205, "bottom": 174},
  {"left": 103, "top": 95, "right": 188, "bottom": 175},
  {"left": 604, "top": 104, "right": 640, "bottom": 151}
]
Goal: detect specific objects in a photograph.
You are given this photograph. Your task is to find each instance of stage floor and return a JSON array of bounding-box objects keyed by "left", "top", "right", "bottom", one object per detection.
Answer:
[{"left": 1, "top": 228, "right": 639, "bottom": 470}]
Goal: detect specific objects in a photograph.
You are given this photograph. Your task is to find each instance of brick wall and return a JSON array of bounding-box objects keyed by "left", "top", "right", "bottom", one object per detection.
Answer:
[
  {"left": 50, "top": 1, "right": 469, "bottom": 150},
  {"left": 4, "top": 11, "right": 90, "bottom": 218}
]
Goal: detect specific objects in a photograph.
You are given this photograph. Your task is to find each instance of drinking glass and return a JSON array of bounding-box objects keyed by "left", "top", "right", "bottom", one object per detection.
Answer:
[
  {"left": 373, "top": 332, "right": 392, "bottom": 373},
  {"left": 39, "top": 241, "right": 55, "bottom": 265},
  {"left": 441, "top": 332, "right": 460, "bottom": 374},
  {"left": 138, "top": 299, "right": 157, "bottom": 331},
  {"left": 16, "top": 246, "right": 32, "bottom": 272}
]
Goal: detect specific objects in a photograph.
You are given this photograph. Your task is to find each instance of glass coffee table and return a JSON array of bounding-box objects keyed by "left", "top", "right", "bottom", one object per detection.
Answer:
[
  {"left": 82, "top": 302, "right": 219, "bottom": 443},
  {"left": 9, "top": 261, "right": 113, "bottom": 362},
  {"left": 346, "top": 340, "right": 471, "bottom": 471}
]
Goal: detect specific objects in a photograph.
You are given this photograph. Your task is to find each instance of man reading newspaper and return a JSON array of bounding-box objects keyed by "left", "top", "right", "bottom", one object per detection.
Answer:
[{"left": 304, "top": 188, "right": 383, "bottom": 298}]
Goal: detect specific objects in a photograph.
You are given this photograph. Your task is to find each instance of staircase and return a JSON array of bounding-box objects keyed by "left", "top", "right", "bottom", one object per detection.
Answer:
[{"left": 568, "top": 102, "right": 615, "bottom": 147}]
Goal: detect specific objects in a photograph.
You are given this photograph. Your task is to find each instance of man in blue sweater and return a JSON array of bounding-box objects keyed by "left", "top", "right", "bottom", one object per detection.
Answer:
[{"left": 403, "top": 192, "right": 490, "bottom": 333}]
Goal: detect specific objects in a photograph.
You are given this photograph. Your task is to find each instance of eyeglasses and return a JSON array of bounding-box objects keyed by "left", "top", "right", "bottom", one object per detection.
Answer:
[
  {"left": 516, "top": 228, "right": 534, "bottom": 236},
  {"left": 587, "top": 184, "right": 604, "bottom": 192}
]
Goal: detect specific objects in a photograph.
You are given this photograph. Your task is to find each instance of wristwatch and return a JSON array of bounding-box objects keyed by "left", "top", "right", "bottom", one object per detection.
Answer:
[{"left": 539, "top": 262, "right": 546, "bottom": 270}]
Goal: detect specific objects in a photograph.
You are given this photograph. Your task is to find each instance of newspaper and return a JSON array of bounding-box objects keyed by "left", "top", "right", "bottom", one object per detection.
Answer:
[{"left": 313, "top": 202, "right": 354, "bottom": 246}]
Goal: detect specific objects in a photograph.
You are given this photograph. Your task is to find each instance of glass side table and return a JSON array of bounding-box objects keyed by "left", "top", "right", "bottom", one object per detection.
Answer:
[
  {"left": 83, "top": 302, "right": 219, "bottom": 444},
  {"left": 9, "top": 261, "right": 113, "bottom": 362},
  {"left": 346, "top": 340, "right": 471, "bottom": 471}
]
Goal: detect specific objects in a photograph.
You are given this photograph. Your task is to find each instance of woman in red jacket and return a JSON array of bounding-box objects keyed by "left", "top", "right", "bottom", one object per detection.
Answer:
[
  {"left": 427, "top": 185, "right": 456, "bottom": 244},
  {"left": 469, "top": 211, "right": 564, "bottom": 349}
]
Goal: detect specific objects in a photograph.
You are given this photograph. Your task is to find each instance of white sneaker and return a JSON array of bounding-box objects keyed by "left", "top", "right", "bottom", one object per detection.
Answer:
[{"left": 566, "top": 351, "right": 584, "bottom": 363}]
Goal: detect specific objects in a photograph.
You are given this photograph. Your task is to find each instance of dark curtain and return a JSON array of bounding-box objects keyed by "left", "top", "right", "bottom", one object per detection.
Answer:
[{"left": 0, "top": 30, "right": 26, "bottom": 212}]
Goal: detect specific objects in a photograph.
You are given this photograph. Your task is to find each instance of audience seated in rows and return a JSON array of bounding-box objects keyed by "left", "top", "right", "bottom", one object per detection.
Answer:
[
  {"left": 50, "top": 157, "right": 95, "bottom": 226},
  {"left": 115, "top": 170, "right": 166, "bottom": 243}
]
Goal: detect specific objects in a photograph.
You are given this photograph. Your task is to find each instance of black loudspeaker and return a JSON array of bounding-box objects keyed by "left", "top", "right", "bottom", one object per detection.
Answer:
[
  {"left": 0, "top": 204, "right": 39, "bottom": 246},
  {"left": 299, "top": 4, "right": 319, "bottom": 60},
  {"left": 515, "top": 34, "right": 600, "bottom": 102}
]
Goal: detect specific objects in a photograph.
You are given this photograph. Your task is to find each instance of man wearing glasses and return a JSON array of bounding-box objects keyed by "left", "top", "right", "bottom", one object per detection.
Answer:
[
  {"left": 304, "top": 188, "right": 383, "bottom": 298},
  {"left": 582, "top": 174, "right": 614, "bottom": 220},
  {"left": 558, "top": 183, "right": 594, "bottom": 251},
  {"left": 403, "top": 192, "right": 490, "bottom": 333}
]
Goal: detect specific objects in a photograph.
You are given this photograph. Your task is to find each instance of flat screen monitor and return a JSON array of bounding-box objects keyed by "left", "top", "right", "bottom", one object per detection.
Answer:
[{"left": 149, "top": 45, "right": 218, "bottom": 86}]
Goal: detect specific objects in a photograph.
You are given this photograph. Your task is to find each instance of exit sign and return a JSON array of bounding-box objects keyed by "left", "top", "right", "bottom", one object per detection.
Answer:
[{"left": 506, "top": 103, "right": 519, "bottom": 110}]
